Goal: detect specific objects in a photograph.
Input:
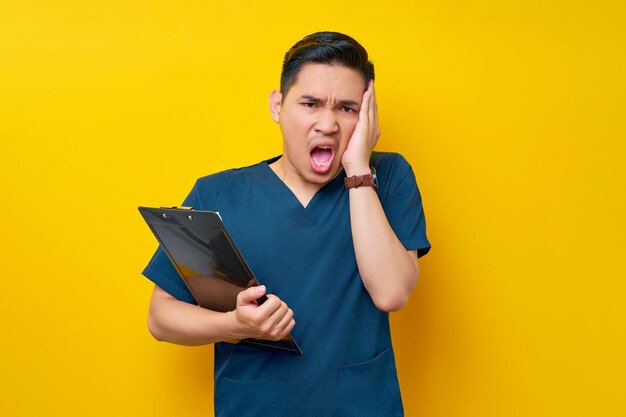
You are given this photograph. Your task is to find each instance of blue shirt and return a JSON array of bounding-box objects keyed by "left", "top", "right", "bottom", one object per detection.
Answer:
[{"left": 143, "top": 152, "right": 430, "bottom": 417}]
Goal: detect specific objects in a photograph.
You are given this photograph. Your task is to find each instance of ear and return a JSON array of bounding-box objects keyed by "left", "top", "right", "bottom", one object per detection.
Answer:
[{"left": 269, "top": 89, "right": 282, "bottom": 123}]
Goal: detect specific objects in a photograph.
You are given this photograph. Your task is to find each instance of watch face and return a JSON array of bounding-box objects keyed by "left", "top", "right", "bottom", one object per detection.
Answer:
[{"left": 371, "top": 167, "right": 379, "bottom": 190}]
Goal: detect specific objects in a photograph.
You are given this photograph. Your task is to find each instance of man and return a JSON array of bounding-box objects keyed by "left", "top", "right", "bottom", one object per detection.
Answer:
[{"left": 142, "top": 31, "right": 430, "bottom": 416}]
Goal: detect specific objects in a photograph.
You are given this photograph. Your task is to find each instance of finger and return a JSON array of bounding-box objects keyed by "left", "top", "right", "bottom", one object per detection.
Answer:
[
  {"left": 256, "top": 294, "right": 283, "bottom": 320},
  {"left": 370, "top": 83, "right": 380, "bottom": 141},
  {"left": 278, "top": 318, "right": 296, "bottom": 340},
  {"left": 275, "top": 308, "right": 294, "bottom": 333},
  {"left": 369, "top": 81, "right": 377, "bottom": 122},
  {"left": 267, "top": 300, "right": 289, "bottom": 328},
  {"left": 359, "top": 85, "right": 371, "bottom": 121},
  {"left": 237, "top": 285, "right": 266, "bottom": 306}
]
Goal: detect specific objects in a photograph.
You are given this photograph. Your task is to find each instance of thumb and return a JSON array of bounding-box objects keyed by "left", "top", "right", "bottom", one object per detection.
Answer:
[{"left": 237, "top": 285, "right": 266, "bottom": 306}]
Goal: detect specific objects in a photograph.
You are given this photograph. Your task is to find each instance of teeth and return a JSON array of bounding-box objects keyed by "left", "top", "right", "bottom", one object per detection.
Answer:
[{"left": 312, "top": 146, "right": 332, "bottom": 168}]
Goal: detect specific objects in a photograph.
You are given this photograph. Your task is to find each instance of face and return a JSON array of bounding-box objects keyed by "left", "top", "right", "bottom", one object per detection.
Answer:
[{"left": 270, "top": 63, "right": 365, "bottom": 187}]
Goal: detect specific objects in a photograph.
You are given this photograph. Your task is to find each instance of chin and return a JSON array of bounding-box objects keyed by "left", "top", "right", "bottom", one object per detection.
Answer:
[{"left": 307, "top": 164, "right": 343, "bottom": 185}]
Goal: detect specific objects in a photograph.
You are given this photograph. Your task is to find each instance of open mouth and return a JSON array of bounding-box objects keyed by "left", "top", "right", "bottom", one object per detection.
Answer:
[{"left": 309, "top": 145, "right": 334, "bottom": 174}]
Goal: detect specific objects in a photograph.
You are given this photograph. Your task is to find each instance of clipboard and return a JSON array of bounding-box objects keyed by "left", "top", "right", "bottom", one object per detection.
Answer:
[{"left": 139, "top": 206, "right": 303, "bottom": 356}]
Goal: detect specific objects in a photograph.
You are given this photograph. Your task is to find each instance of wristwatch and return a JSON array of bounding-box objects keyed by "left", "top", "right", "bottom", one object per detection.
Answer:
[{"left": 344, "top": 167, "right": 378, "bottom": 191}]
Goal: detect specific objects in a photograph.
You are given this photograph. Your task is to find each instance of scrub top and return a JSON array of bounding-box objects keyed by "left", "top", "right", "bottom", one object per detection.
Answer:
[{"left": 142, "top": 151, "right": 431, "bottom": 417}]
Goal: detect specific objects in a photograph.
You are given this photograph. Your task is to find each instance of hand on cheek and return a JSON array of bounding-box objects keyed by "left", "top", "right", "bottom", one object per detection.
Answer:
[{"left": 342, "top": 80, "right": 380, "bottom": 176}]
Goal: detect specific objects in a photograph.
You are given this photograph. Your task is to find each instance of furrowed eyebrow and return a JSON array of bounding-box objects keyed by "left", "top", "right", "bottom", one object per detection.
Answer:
[
  {"left": 338, "top": 100, "right": 359, "bottom": 107},
  {"left": 299, "top": 95, "right": 359, "bottom": 107},
  {"left": 300, "top": 95, "right": 324, "bottom": 103}
]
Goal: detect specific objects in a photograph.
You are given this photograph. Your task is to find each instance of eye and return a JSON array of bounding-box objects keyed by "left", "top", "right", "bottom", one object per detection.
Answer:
[
  {"left": 339, "top": 105, "right": 356, "bottom": 113},
  {"left": 301, "top": 102, "right": 317, "bottom": 108}
]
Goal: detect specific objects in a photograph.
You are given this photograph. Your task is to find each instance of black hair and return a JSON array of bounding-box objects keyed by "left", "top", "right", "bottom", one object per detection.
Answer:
[{"left": 280, "top": 31, "right": 375, "bottom": 97}]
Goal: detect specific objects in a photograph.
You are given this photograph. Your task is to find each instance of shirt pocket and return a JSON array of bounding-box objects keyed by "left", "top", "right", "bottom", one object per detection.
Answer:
[
  {"left": 216, "top": 377, "right": 286, "bottom": 417},
  {"left": 337, "top": 347, "right": 404, "bottom": 417}
]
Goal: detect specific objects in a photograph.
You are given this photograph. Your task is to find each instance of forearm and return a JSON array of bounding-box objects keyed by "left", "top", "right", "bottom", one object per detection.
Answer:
[
  {"left": 147, "top": 286, "right": 240, "bottom": 346},
  {"left": 349, "top": 185, "right": 419, "bottom": 312}
]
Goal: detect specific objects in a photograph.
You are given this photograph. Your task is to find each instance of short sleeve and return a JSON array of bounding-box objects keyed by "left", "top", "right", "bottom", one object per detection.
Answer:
[
  {"left": 140, "top": 181, "right": 200, "bottom": 304},
  {"left": 378, "top": 154, "right": 431, "bottom": 258}
]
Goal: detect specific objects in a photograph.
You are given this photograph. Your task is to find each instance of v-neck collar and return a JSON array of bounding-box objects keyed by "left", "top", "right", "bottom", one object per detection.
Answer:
[{"left": 256, "top": 155, "right": 347, "bottom": 212}]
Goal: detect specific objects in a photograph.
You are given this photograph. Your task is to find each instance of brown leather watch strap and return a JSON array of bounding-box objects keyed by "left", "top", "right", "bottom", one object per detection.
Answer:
[
  {"left": 344, "top": 174, "right": 374, "bottom": 188},
  {"left": 344, "top": 168, "right": 378, "bottom": 190}
]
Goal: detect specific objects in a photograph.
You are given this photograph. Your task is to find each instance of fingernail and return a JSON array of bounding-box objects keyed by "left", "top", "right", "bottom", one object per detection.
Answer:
[{"left": 255, "top": 285, "right": 266, "bottom": 295}]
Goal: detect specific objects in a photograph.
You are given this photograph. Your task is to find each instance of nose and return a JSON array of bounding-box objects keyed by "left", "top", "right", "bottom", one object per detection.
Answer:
[{"left": 314, "top": 108, "right": 339, "bottom": 135}]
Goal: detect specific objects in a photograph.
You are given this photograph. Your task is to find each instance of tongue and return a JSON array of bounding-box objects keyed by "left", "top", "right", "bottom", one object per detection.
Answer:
[
  {"left": 311, "top": 147, "right": 332, "bottom": 164},
  {"left": 310, "top": 147, "right": 333, "bottom": 174}
]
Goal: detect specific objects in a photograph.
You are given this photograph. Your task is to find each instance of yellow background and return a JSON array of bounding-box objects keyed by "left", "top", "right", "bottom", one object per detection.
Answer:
[{"left": 1, "top": 1, "right": 624, "bottom": 416}]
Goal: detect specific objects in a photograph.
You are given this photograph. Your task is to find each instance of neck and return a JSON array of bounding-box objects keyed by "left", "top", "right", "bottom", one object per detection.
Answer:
[{"left": 269, "top": 157, "right": 322, "bottom": 208}]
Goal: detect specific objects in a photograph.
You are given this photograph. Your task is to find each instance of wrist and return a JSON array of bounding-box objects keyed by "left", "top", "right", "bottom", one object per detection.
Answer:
[
  {"left": 344, "top": 167, "right": 378, "bottom": 191},
  {"left": 343, "top": 163, "right": 371, "bottom": 177},
  {"left": 223, "top": 310, "right": 245, "bottom": 340}
]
